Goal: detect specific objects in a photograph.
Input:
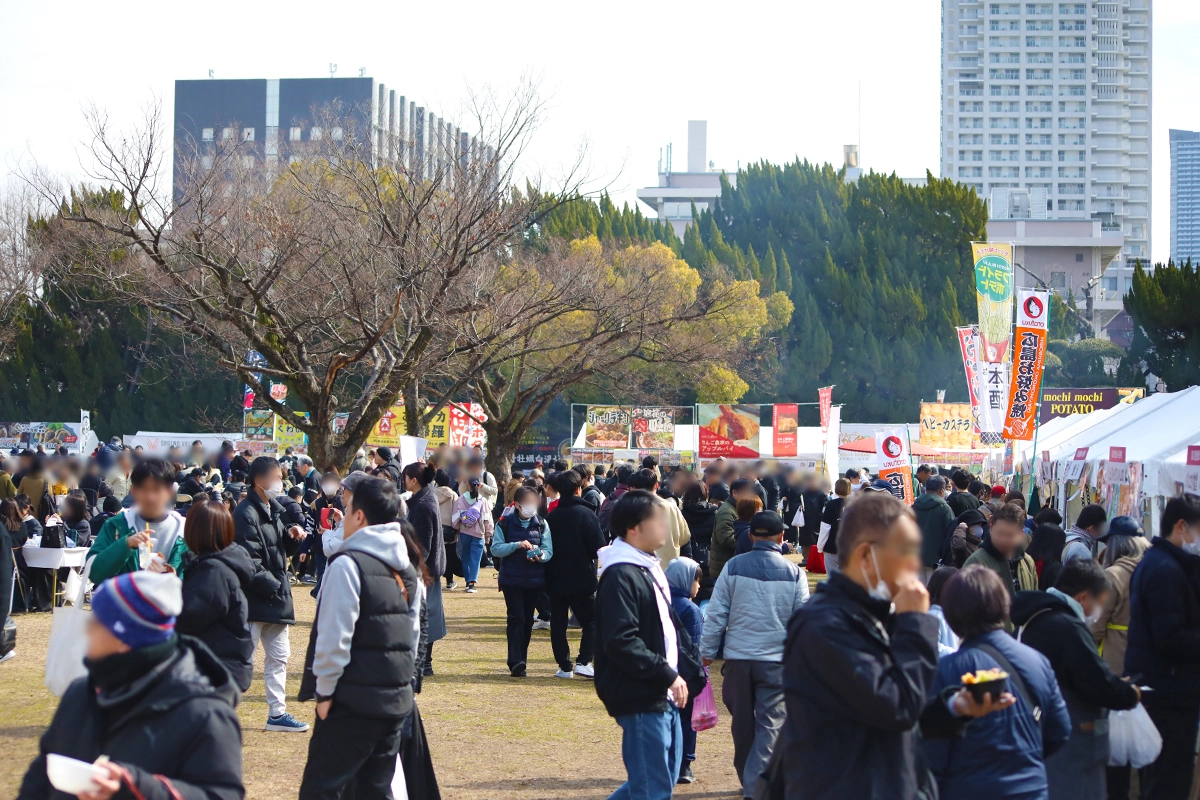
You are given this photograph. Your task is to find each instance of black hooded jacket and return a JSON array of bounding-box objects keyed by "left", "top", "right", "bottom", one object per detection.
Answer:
[
  {"left": 178, "top": 544, "right": 257, "bottom": 692},
  {"left": 544, "top": 495, "right": 606, "bottom": 597},
  {"left": 18, "top": 637, "right": 243, "bottom": 800},
  {"left": 233, "top": 494, "right": 300, "bottom": 624}
]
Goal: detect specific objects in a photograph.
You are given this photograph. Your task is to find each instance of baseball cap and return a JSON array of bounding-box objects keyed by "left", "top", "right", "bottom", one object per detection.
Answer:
[
  {"left": 991, "top": 485, "right": 1007, "bottom": 498},
  {"left": 749, "top": 511, "right": 786, "bottom": 537},
  {"left": 340, "top": 472, "right": 372, "bottom": 492},
  {"left": 1100, "top": 515, "right": 1144, "bottom": 540},
  {"left": 862, "top": 478, "right": 895, "bottom": 493}
]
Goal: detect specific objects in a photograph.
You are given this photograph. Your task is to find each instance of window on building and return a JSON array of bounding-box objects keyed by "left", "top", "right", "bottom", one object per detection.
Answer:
[
  {"left": 241, "top": 155, "right": 255, "bottom": 169},
  {"left": 991, "top": 85, "right": 1021, "bottom": 96},
  {"left": 1026, "top": 36, "right": 1053, "bottom": 47},
  {"left": 310, "top": 127, "right": 323, "bottom": 140},
  {"left": 331, "top": 127, "right": 344, "bottom": 141},
  {"left": 242, "top": 128, "right": 255, "bottom": 142},
  {"left": 1026, "top": 3, "right": 1052, "bottom": 13},
  {"left": 201, "top": 128, "right": 214, "bottom": 142},
  {"left": 1025, "top": 20, "right": 1052, "bottom": 31},
  {"left": 289, "top": 127, "right": 302, "bottom": 142},
  {"left": 1050, "top": 272, "right": 1067, "bottom": 289},
  {"left": 1102, "top": 277, "right": 1118, "bottom": 291},
  {"left": 221, "top": 127, "right": 234, "bottom": 141},
  {"left": 200, "top": 155, "right": 214, "bottom": 169},
  {"left": 1058, "top": 3, "right": 1086, "bottom": 12},
  {"left": 1075, "top": 253, "right": 1084, "bottom": 262}
]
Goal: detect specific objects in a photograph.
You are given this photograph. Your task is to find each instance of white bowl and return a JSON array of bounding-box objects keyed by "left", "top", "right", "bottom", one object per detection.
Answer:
[{"left": 46, "top": 754, "right": 106, "bottom": 795}]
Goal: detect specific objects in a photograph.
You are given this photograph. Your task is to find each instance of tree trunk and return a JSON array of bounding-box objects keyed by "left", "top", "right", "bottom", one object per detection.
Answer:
[
  {"left": 484, "top": 434, "right": 520, "bottom": 488},
  {"left": 306, "top": 425, "right": 362, "bottom": 475}
]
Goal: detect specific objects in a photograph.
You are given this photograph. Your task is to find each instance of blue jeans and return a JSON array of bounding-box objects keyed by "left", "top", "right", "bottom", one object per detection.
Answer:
[
  {"left": 609, "top": 709, "right": 683, "bottom": 800},
  {"left": 457, "top": 535, "right": 485, "bottom": 584}
]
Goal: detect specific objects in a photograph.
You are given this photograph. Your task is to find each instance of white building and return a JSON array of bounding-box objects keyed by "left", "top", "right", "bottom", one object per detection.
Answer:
[
  {"left": 941, "top": 0, "right": 1151, "bottom": 271},
  {"left": 637, "top": 121, "right": 735, "bottom": 237}
]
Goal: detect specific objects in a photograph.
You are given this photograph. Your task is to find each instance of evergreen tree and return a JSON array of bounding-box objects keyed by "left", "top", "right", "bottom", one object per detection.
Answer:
[{"left": 1124, "top": 259, "right": 1200, "bottom": 391}]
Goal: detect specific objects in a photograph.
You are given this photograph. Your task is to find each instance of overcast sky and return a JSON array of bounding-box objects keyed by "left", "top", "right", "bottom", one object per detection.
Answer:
[{"left": 2, "top": 0, "right": 1197, "bottom": 263}]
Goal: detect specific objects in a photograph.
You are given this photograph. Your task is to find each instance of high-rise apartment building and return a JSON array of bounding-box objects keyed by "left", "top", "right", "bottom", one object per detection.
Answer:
[
  {"left": 940, "top": 1, "right": 1152, "bottom": 269},
  {"left": 1170, "top": 129, "right": 1200, "bottom": 264}
]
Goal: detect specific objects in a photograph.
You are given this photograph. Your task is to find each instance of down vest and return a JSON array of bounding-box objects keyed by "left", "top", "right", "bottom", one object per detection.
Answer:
[{"left": 699, "top": 540, "right": 808, "bottom": 662}]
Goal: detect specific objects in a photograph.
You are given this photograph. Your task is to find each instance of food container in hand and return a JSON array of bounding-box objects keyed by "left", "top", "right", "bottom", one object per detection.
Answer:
[
  {"left": 961, "top": 668, "right": 1009, "bottom": 703},
  {"left": 46, "top": 754, "right": 106, "bottom": 795}
]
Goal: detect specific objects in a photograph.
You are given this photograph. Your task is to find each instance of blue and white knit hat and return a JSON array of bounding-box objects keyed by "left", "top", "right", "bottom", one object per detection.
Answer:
[{"left": 91, "top": 571, "right": 183, "bottom": 649}]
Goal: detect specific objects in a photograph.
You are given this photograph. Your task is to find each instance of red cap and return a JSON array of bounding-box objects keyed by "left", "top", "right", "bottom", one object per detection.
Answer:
[{"left": 990, "top": 485, "right": 1006, "bottom": 498}]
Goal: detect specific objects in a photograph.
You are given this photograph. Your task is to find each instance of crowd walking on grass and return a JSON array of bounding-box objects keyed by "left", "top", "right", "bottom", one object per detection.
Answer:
[{"left": 5, "top": 441, "right": 1200, "bottom": 800}]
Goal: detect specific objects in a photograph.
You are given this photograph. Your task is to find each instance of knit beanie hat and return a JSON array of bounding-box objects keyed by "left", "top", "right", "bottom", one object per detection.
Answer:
[{"left": 91, "top": 571, "right": 183, "bottom": 649}]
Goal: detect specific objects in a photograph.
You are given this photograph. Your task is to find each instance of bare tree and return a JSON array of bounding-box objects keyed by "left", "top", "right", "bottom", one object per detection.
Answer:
[
  {"left": 0, "top": 180, "right": 49, "bottom": 350},
  {"left": 30, "top": 82, "right": 594, "bottom": 469}
]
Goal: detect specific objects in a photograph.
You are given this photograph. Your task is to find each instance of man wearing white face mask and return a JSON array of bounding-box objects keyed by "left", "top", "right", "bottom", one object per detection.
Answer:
[
  {"left": 779, "top": 491, "right": 1013, "bottom": 798},
  {"left": 1011, "top": 558, "right": 1140, "bottom": 799},
  {"left": 491, "top": 485, "right": 554, "bottom": 677},
  {"left": 233, "top": 456, "right": 309, "bottom": 732}
]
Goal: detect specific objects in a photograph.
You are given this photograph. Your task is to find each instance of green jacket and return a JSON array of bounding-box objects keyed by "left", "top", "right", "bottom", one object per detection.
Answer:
[
  {"left": 913, "top": 493, "right": 955, "bottom": 568},
  {"left": 963, "top": 543, "right": 1038, "bottom": 595},
  {"left": 708, "top": 499, "right": 739, "bottom": 579},
  {"left": 87, "top": 508, "right": 190, "bottom": 583},
  {"left": 0, "top": 472, "right": 15, "bottom": 499}
]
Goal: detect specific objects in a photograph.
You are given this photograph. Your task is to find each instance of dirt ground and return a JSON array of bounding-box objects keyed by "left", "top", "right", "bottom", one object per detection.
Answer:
[{"left": 0, "top": 567, "right": 795, "bottom": 799}]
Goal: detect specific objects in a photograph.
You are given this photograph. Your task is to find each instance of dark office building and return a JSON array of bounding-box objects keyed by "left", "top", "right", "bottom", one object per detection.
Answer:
[{"left": 173, "top": 76, "right": 476, "bottom": 201}]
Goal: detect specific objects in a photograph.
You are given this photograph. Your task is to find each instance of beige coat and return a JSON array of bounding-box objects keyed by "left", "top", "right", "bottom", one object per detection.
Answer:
[
  {"left": 1091, "top": 538, "right": 1150, "bottom": 674},
  {"left": 655, "top": 495, "right": 691, "bottom": 571}
]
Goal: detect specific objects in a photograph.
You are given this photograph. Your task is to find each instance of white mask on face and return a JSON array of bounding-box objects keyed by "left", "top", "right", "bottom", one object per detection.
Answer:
[
  {"left": 263, "top": 482, "right": 284, "bottom": 501},
  {"left": 1184, "top": 533, "right": 1200, "bottom": 557},
  {"left": 322, "top": 482, "right": 338, "bottom": 497},
  {"left": 1084, "top": 602, "right": 1104, "bottom": 626},
  {"left": 861, "top": 545, "right": 893, "bottom": 602},
  {"left": 519, "top": 504, "right": 538, "bottom": 518}
]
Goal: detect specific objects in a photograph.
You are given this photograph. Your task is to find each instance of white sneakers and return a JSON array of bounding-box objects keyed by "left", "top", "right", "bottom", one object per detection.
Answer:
[
  {"left": 532, "top": 619, "right": 551, "bottom": 630},
  {"left": 554, "top": 669, "right": 574, "bottom": 679},
  {"left": 573, "top": 663, "right": 595, "bottom": 679}
]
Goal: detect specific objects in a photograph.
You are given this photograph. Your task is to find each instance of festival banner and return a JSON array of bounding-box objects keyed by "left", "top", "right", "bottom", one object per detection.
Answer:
[
  {"left": 772, "top": 404, "right": 800, "bottom": 458},
  {"left": 0, "top": 422, "right": 26, "bottom": 451},
  {"left": 631, "top": 407, "right": 675, "bottom": 450},
  {"left": 584, "top": 406, "right": 632, "bottom": 449},
  {"left": 957, "top": 326, "right": 984, "bottom": 433},
  {"left": 1002, "top": 289, "right": 1050, "bottom": 441},
  {"left": 698, "top": 404, "right": 762, "bottom": 459},
  {"left": 243, "top": 409, "right": 275, "bottom": 441},
  {"left": 979, "top": 362, "right": 1010, "bottom": 445},
  {"left": 823, "top": 406, "right": 841, "bottom": 481},
  {"left": 273, "top": 412, "right": 309, "bottom": 451},
  {"left": 1185, "top": 446, "right": 1200, "bottom": 496},
  {"left": 919, "top": 402, "right": 978, "bottom": 451},
  {"left": 875, "top": 428, "right": 914, "bottom": 504},
  {"left": 24, "top": 422, "right": 84, "bottom": 454},
  {"left": 971, "top": 242, "right": 1015, "bottom": 363},
  {"left": 818, "top": 387, "right": 833, "bottom": 432},
  {"left": 365, "top": 403, "right": 406, "bottom": 448},
  {"left": 1065, "top": 447, "right": 1089, "bottom": 482},
  {"left": 425, "top": 407, "right": 450, "bottom": 448},
  {"left": 1107, "top": 446, "right": 1130, "bottom": 486},
  {"left": 447, "top": 403, "right": 487, "bottom": 448}
]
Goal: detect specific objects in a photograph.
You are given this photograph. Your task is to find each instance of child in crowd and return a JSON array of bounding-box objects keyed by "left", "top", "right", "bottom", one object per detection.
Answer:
[
  {"left": 88, "top": 458, "right": 188, "bottom": 582},
  {"left": 453, "top": 477, "right": 495, "bottom": 593},
  {"left": 733, "top": 496, "right": 764, "bottom": 556},
  {"left": 666, "top": 557, "right": 705, "bottom": 785}
]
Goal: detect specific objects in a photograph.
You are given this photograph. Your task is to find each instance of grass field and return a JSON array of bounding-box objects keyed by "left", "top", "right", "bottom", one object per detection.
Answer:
[{"left": 0, "top": 566, "right": 814, "bottom": 799}]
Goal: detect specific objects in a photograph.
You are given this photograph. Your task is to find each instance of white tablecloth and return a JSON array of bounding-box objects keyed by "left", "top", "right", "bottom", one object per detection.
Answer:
[{"left": 21, "top": 545, "right": 89, "bottom": 570}]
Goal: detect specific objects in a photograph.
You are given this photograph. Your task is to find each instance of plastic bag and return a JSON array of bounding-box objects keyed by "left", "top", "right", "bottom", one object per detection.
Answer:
[
  {"left": 691, "top": 673, "right": 719, "bottom": 732},
  {"left": 1108, "top": 703, "right": 1163, "bottom": 768},
  {"left": 45, "top": 558, "right": 93, "bottom": 697}
]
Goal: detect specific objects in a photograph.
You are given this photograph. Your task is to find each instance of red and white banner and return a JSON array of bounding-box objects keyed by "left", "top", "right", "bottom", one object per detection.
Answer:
[
  {"left": 1108, "top": 446, "right": 1130, "bottom": 486},
  {"left": 448, "top": 403, "right": 487, "bottom": 448},
  {"left": 1065, "top": 446, "right": 1089, "bottom": 482},
  {"left": 1185, "top": 446, "right": 1200, "bottom": 495},
  {"left": 875, "top": 428, "right": 914, "bottom": 505},
  {"left": 818, "top": 387, "right": 834, "bottom": 432},
  {"left": 772, "top": 404, "right": 799, "bottom": 458},
  {"left": 1002, "top": 290, "right": 1050, "bottom": 441},
  {"left": 957, "top": 326, "right": 983, "bottom": 434}
]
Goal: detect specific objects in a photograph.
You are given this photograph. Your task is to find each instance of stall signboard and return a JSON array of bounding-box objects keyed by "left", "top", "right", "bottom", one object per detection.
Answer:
[
  {"left": 630, "top": 407, "right": 675, "bottom": 450},
  {"left": 1040, "top": 388, "right": 1120, "bottom": 423},
  {"left": 957, "top": 326, "right": 984, "bottom": 434},
  {"left": 24, "top": 422, "right": 84, "bottom": 454},
  {"left": 273, "top": 412, "right": 309, "bottom": 451},
  {"left": 1065, "top": 447, "right": 1089, "bottom": 482},
  {"left": 447, "top": 403, "right": 487, "bottom": 448},
  {"left": 773, "top": 404, "right": 800, "bottom": 458},
  {"left": 1185, "top": 446, "right": 1200, "bottom": 496},
  {"left": 0, "top": 422, "right": 26, "bottom": 451},
  {"left": 875, "top": 428, "right": 914, "bottom": 504},
  {"left": 1107, "top": 446, "right": 1129, "bottom": 486},
  {"left": 919, "top": 402, "right": 978, "bottom": 451},
  {"left": 1002, "top": 289, "right": 1050, "bottom": 441},
  {"left": 235, "top": 439, "right": 279, "bottom": 457},
  {"left": 243, "top": 409, "right": 276, "bottom": 442},
  {"left": 365, "top": 403, "right": 405, "bottom": 448},
  {"left": 698, "top": 404, "right": 762, "bottom": 459},
  {"left": 584, "top": 406, "right": 632, "bottom": 449}
]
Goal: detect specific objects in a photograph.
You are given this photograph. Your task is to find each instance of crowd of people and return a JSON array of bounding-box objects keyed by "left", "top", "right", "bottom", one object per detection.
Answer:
[{"left": 4, "top": 440, "right": 1200, "bottom": 800}]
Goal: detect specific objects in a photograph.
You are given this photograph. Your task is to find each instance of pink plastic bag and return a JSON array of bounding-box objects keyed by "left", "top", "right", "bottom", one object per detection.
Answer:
[{"left": 691, "top": 672, "right": 719, "bottom": 732}]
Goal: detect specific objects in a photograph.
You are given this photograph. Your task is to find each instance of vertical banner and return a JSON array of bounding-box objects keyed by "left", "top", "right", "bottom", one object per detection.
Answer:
[
  {"left": 1185, "top": 446, "right": 1200, "bottom": 496},
  {"left": 448, "top": 403, "right": 487, "bottom": 448},
  {"left": 823, "top": 406, "right": 841, "bottom": 480},
  {"left": 698, "top": 404, "right": 762, "bottom": 459},
  {"left": 631, "top": 407, "right": 675, "bottom": 450},
  {"left": 957, "top": 325, "right": 984, "bottom": 434},
  {"left": 1002, "top": 290, "right": 1050, "bottom": 441},
  {"left": 979, "top": 363, "right": 1011, "bottom": 445},
  {"left": 584, "top": 406, "right": 633, "bottom": 449},
  {"left": 818, "top": 387, "right": 834, "bottom": 432},
  {"left": 972, "top": 242, "right": 1015, "bottom": 363},
  {"left": 875, "top": 429, "right": 914, "bottom": 504},
  {"left": 773, "top": 404, "right": 800, "bottom": 458}
]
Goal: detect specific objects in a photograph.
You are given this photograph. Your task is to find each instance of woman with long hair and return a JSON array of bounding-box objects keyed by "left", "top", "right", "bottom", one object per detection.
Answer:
[
  {"left": 1, "top": 498, "right": 22, "bottom": 638},
  {"left": 402, "top": 462, "right": 445, "bottom": 676}
]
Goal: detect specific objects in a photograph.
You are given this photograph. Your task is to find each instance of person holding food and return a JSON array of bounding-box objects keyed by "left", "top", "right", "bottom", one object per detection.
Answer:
[
  {"left": 87, "top": 459, "right": 189, "bottom": 583},
  {"left": 924, "top": 565, "right": 1071, "bottom": 800}
]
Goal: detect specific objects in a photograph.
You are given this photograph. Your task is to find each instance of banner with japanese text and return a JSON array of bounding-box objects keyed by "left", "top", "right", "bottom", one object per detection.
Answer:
[
  {"left": 631, "top": 407, "right": 675, "bottom": 450},
  {"left": 919, "top": 402, "right": 979, "bottom": 450},
  {"left": 818, "top": 387, "right": 833, "bottom": 431},
  {"left": 447, "top": 403, "right": 487, "bottom": 448},
  {"left": 957, "top": 325, "right": 983, "bottom": 433},
  {"left": 273, "top": 412, "right": 309, "bottom": 451},
  {"left": 584, "top": 406, "right": 632, "bottom": 449},
  {"left": 366, "top": 403, "right": 406, "bottom": 448},
  {"left": 243, "top": 409, "right": 275, "bottom": 441},
  {"left": 972, "top": 242, "right": 1015, "bottom": 363},
  {"left": 875, "top": 428, "right": 914, "bottom": 504},
  {"left": 698, "top": 404, "right": 761, "bottom": 459},
  {"left": 773, "top": 404, "right": 799, "bottom": 458},
  {"left": 979, "top": 362, "right": 1010, "bottom": 446},
  {"left": 1002, "top": 289, "right": 1050, "bottom": 441}
]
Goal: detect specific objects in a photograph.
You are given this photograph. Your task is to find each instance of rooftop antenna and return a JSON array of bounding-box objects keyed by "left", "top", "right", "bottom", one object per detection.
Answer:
[
  {"left": 208, "top": 69, "right": 214, "bottom": 79},
  {"left": 358, "top": 67, "right": 366, "bottom": 77},
  {"left": 329, "top": 63, "right": 338, "bottom": 78}
]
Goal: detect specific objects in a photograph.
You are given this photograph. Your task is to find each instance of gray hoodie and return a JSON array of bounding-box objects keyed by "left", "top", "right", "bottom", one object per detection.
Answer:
[{"left": 313, "top": 521, "right": 421, "bottom": 698}]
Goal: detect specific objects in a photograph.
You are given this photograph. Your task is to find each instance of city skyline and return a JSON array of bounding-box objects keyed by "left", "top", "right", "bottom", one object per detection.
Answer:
[{"left": 2, "top": 0, "right": 1198, "bottom": 263}]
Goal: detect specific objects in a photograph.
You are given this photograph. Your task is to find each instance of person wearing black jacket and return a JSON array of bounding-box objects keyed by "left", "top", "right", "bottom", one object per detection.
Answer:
[
  {"left": 403, "top": 461, "right": 446, "bottom": 676},
  {"left": 178, "top": 501, "right": 255, "bottom": 692},
  {"left": 946, "top": 470, "right": 982, "bottom": 518},
  {"left": 372, "top": 447, "right": 404, "bottom": 492},
  {"left": 1011, "top": 559, "right": 1140, "bottom": 800},
  {"left": 781, "top": 491, "right": 1012, "bottom": 799},
  {"left": 545, "top": 470, "right": 606, "bottom": 679},
  {"left": 233, "top": 456, "right": 308, "bottom": 732},
  {"left": 18, "top": 572, "right": 243, "bottom": 800},
  {"left": 595, "top": 490, "right": 703, "bottom": 800},
  {"left": 1125, "top": 496, "right": 1200, "bottom": 800}
]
